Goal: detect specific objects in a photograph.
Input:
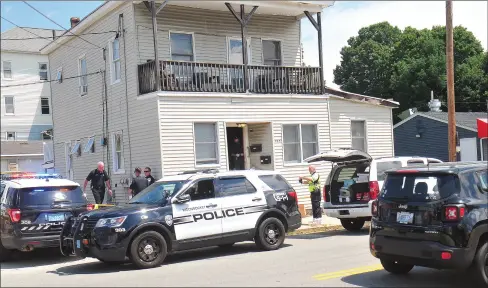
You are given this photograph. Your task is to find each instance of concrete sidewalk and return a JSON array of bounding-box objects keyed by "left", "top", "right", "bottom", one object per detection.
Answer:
[{"left": 298, "top": 215, "right": 342, "bottom": 230}]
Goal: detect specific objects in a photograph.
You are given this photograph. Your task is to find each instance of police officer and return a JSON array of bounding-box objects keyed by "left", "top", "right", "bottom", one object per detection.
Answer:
[
  {"left": 128, "top": 167, "right": 149, "bottom": 198},
  {"left": 83, "top": 162, "right": 112, "bottom": 204},
  {"left": 299, "top": 165, "right": 322, "bottom": 226},
  {"left": 144, "top": 167, "right": 156, "bottom": 186}
]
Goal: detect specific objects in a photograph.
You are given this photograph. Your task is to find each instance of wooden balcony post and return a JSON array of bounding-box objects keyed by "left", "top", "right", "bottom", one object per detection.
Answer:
[
  {"left": 305, "top": 11, "right": 325, "bottom": 94},
  {"left": 144, "top": 1, "right": 168, "bottom": 91}
]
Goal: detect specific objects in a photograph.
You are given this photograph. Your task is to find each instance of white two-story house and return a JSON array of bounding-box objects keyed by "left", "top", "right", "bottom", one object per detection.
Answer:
[
  {"left": 41, "top": 1, "right": 398, "bottom": 211},
  {"left": 1, "top": 27, "right": 61, "bottom": 172}
]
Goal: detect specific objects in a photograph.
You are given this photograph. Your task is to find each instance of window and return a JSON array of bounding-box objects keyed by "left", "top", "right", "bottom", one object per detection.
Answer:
[
  {"left": 78, "top": 56, "right": 88, "bottom": 95},
  {"left": 129, "top": 180, "right": 189, "bottom": 204},
  {"left": 194, "top": 123, "right": 218, "bottom": 165},
  {"left": 4, "top": 96, "right": 14, "bottom": 114},
  {"left": 39, "top": 63, "right": 48, "bottom": 80},
  {"left": 110, "top": 38, "right": 121, "bottom": 83},
  {"left": 258, "top": 174, "right": 293, "bottom": 192},
  {"left": 376, "top": 161, "right": 403, "bottom": 181},
  {"left": 186, "top": 179, "right": 215, "bottom": 201},
  {"left": 170, "top": 32, "right": 194, "bottom": 61},
  {"left": 6, "top": 132, "right": 16, "bottom": 141},
  {"left": 477, "top": 170, "right": 487, "bottom": 191},
  {"left": 41, "top": 97, "right": 50, "bottom": 114},
  {"left": 42, "top": 132, "right": 52, "bottom": 140},
  {"left": 56, "top": 67, "right": 63, "bottom": 83},
  {"left": 351, "top": 120, "right": 366, "bottom": 152},
  {"left": 2, "top": 61, "right": 12, "bottom": 79},
  {"left": 112, "top": 133, "right": 124, "bottom": 172},
  {"left": 282, "top": 124, "right": 318, "bottom": 163},
  {"left": 262, "top": 40, "right": 281, "bottom": 66},
  {"left": 84, "top": 137, "right": 95, "bottom": 153},
  {"left": 482, "top": 138, "right": 488, "bottom": 161},
  {"left": 382, "top": 174, "right": 460, "bottom": 202},
  {"left": 69, "top": 141, "right": 81, "bottom": 156},
  {"left": 217, "top": 177, "right": 257, "bottom": 197}
]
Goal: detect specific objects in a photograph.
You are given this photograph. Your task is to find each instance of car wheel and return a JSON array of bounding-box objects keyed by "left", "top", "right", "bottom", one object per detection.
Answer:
[
  {"left": 0, "top": 240, "right": 13, "bottom": 262},
  {"left": 254, "top": 217, "right": 286, "bottom": 251},
  {"left": 218, "top": 243, "right": 235, "bottom": 249},
  {"left": 380, "top": 258, "right": 414, "bottom": 274},
  {"left": 469, "top": 240, "right": 488, "bottom": 287},
  {"left": 129, "top": 231, "right": 168, "bottom": 269},
  {"left": 340, "top": 219, "right": 365, "bottom": 232}
]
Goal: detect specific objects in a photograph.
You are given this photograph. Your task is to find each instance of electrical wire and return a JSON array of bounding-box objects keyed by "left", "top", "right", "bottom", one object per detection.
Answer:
[
  {"left": 1, "top": 71, "right": 101, "bottom": 88},
  {"left": 1, "top": 31, "right": 117, "bottom": 41},
  {"left": 22, "top": 1, "right": 102, "bottom": 49}
]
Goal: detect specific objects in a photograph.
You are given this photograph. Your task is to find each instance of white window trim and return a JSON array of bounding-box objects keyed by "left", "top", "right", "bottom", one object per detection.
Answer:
[
  {"left": 282, "top": 123, "right": 319, "bottom": 166},
  {"left": 261, "top": 38, "right": 284, "bottom": 66},
  {"left": 192, "top": 122, "right": 220, "bottom": 168},
  {"left": 78, "top": 54, "right": 88, "bottom": 96},
  {"left": 84, "top": 136, "right": 96, "bottom": 153},
  {"left": 350, "top": 119, "right": 368, "bottom": 152},
  {"left": 108, "top": 37, "right": 121, "bottom": 85},
  {"left": 168, "top": 31, "right": 197, "bottom": 62},
  {"left": 39, "top": 62, "right": 48, "bottom": 81},
  {"left": 2, "top": 60, "right": 12, "bottom": 80},
  {"left": 40, "top": 97, "right": 50, "bottom": 115},
  {"left": 6, "top": 132, "right": 16, "bottom": 141},
  {"left": 111, "top": 132, "right": 125, "bottom": 174},
  {"left": 56, "top": 67, "right": 63, "bottom": 83},
  {"left": 4, "top": 96, "right": 15, "bottom": 115},
  {"left": 226, "top": 36, "right": 252, "bottom": 65}
]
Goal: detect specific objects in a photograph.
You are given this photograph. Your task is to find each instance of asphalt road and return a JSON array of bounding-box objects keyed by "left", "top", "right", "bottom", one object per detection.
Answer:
[{"left": 0, "top": 229, "right": 478, "bottom": 287}]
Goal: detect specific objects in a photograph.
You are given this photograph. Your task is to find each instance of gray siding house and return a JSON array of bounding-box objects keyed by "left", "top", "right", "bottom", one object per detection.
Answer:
[
  {"left": 41, "top": 1, "right": 398, "bottom": 210},
  {"left": 394, "top": 112, "right": 488, "bottom": 162}
]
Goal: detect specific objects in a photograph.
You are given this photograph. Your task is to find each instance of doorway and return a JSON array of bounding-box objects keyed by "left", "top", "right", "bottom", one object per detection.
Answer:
[{"left": 226, "top": 127, "right": 245, "bottom": 170}]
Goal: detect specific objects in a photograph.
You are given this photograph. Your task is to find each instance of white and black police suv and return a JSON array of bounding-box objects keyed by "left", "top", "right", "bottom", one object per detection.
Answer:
[{"left": 60, "top": 169, "right": 302, "bottom": 269}]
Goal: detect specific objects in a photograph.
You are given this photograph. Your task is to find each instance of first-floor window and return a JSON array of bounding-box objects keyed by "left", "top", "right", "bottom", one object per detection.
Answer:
[
  {"left": 194, "top": 123, "right": 218, "bottom": 165},
  {"left": 112, "top": 133, "right": 124, "bottom": 172},
  {"left": 6, "top": 132, "right": 16, "bottom": 141},
  {"left": 351, "top": 120, "right": 367, "bottom": 152},
  {"left": 282, "top": 124, "right": 318, "bottom": 163}
]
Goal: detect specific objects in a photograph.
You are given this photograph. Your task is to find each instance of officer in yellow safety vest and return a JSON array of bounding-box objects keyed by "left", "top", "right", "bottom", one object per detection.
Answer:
[{"left": 299, "top": 165, "right": 322, "bottom": 226}]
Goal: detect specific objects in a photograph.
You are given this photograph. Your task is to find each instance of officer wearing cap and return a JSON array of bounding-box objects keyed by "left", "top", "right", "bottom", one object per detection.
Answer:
[{"left": 128, "top": 167, "right": 149, "bottom": 198}]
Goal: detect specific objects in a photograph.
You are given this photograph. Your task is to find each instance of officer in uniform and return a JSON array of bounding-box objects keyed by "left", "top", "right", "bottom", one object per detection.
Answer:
[
  {"left": 129, "top": 167, "right": 149, "bottom": 198},
  {"left": 83, "top": 162, "right": 112, "bottom": 204},
  {"left": 299, "top": 165, "right": 322, "bottom": 226}
]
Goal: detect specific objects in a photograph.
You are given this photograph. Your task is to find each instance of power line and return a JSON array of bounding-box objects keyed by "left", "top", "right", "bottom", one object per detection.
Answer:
[
  {"left": 1, "top": 31, "right": 117, "bottom": 41},
  {"left": 22, "top": 1, "right": 102, "bottom": 49},
  {"left": 1, "top": 71, "right": 102, "bottom": 88}
]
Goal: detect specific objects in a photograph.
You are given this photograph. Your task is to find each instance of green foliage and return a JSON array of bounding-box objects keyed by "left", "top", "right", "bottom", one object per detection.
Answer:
[{"left": 333, "top": 22, "right": 487, "bottom": 120}]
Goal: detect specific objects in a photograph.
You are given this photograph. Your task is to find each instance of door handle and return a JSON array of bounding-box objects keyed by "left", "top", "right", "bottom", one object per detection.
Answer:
[{"left": 252, "top": 197, "right": 262, "bottom": 202}]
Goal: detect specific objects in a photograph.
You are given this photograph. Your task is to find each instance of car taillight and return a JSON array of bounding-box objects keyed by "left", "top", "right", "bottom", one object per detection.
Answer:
[
  {"left": 323, "top": 185, "right": 328, "bottom": 202},
  {"left": 87, "top": 204, "right": 95, "bottom": 211},
  {"left": 371, "top": 200, "right": 378, "bottom": 217},
  {"left": 369, "top": 181, "right": 380, "bottom": 200},
  {"left": 443, "top": 205, "right": 465, "bottom": 221},
  {"left": 7, "top": 209, "right": 21, "bottom": 223},
  {"left": 287, "top": 190, "right": 298, "bottom": 204}
]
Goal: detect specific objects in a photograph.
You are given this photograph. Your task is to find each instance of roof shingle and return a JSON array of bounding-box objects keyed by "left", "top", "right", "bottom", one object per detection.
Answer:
[
  {"left": 0, "top": 141, "right": 44, "bottom": 156},
  {"left": 419, "top": 112, "right": 488, "bottom": 130},
  {"left": 1, "top": 27, "right": 63, "bottom": 53}
]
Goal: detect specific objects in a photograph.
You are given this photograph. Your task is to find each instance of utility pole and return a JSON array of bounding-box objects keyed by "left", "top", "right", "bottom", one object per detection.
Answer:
[{"left": 446, "top": 1, "right": 457, "bottom": 162}]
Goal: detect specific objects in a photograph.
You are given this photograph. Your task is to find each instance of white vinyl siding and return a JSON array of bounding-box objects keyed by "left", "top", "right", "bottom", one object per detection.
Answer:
[
  {"left": 110, "top": 38, "right": 121, "bottom": 83},
  {"left": 351, "top": 120, "right": 366, "bottom": 152},
  {"left": 2, "top": 61, "right": 12, "bottom": 79},
  {"left": 282, "top": 124, "right": 318, "bottom": 163},
  {"left": 194, "top": 122, "right": 219, "bottom": 166},
  {"left": 4, "top": 96, "right": 14, "bottom": 114},
  {"left": 78, "top": 55, "right": 88, "bottom": 95}
]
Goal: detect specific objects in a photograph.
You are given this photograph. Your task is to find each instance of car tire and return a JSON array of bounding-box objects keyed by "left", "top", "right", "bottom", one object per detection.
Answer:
[
  {"left": 380, "top": 258, "right": 414, "bottom": 274},
  {"left": 129, "top": 231, "right": 168, "bottom": 269},
  {"left": 254, "top": 217, "right": 286, "bottom": 251},
  {"left": 218, "top": 243, "right": 235, "bottom": 249},
  {"left": 0, "top": 240, "right": 13, "bottom": 262},
  {"left": 340, "top": 219, "right": 365, "bottom": 232},
  {"left": 469, "top": 240, "right": 488, "bottom": 287}
]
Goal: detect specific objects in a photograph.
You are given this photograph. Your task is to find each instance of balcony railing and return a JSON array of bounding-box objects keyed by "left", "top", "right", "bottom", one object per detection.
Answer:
[{"left": 138, "top": 60, "right": 322, "bottom": 95}]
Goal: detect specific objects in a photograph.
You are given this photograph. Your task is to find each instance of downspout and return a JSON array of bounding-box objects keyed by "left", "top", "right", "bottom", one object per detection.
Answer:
[
  {"left": 120, "top": 14, "right": 133, "bottom": 177},
  {"left": 47, "top": 53, "right": 56, "bottom": 173}
]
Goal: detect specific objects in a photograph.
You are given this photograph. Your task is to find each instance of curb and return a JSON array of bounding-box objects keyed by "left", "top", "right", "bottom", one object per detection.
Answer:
[{"left": 287, "top": 223, "right": 371, "bottom": 236}]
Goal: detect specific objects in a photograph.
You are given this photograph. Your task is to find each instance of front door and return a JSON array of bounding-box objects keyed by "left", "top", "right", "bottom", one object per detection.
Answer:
[
  {"left": 227, "top": 127, "right": 245, "bottom": 170},
  {"left": 172, "top": 178, "right": 223, "bottom": 241}
]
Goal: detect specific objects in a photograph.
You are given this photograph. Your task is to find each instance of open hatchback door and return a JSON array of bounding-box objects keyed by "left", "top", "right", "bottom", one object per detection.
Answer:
[{"left": 304, "top": 148, "right": 372, "bottom": 165}]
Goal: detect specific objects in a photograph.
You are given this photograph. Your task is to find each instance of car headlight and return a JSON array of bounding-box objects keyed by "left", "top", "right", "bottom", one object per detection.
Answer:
[{"left": 95, "top": 216, "right": 127, "bottom": 228}]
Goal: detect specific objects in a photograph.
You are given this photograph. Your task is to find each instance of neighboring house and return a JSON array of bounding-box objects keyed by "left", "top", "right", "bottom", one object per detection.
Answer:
[
  {"left": 394, "top": 111, "right": 488, "bottom": 162},
  {"left": 0, "top": 27, "right": 62, "bottom": 172},
  {"left": 41, "top": 1, "right": 398, "bottom": 209}
]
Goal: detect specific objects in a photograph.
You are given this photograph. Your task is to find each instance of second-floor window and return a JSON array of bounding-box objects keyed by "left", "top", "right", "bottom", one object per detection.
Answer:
[
  {"left": 41, "top": 97, "right": 50, "bottom": 114},
  {"left": 2, "top": 61, "right": 12, "bottom": 79},
  {"left": 170, "top": 32, "right": 194, "bottom": 61},
  {"left": 39, "top": 63, "right": 48, "bottom": 80},
  {"left": 111, "top": 38, "right": 121, "bottom": 83},
  {"left": 6, "top": 132, "right": 16, "bottom": 141},
  {"left": 78, "top": 56, "right": 88, "bottom": 95},
  {"left": 262, "top": 40, "right": 282, "bottom": 66},
  {"left": 4, "top": 96, "right": 14, "bottom": 114}
]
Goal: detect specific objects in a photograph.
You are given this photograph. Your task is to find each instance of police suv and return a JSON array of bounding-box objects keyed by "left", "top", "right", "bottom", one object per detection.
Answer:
[
  {"left": 60, "top": 169, "right": 302, "bottom": 269},
  {"left": 0, "top": 176, "right": 88, "bottom": 261}
]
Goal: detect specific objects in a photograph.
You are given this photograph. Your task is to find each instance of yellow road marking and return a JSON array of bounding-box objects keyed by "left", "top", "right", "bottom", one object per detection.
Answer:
[{"left": 313, "top": 264, "right": 383, "bottom": 281}]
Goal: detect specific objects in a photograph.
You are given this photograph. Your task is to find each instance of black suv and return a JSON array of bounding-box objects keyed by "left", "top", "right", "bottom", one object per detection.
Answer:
[
  {"left": 369, "top": 162, "right": 488, "bottom": 286},
  {"left": 0, "top": 178, "right": 88, "bottom": 261}
]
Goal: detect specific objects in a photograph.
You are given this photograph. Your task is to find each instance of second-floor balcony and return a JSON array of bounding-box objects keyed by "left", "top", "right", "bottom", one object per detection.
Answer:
[{"left": 138, "top": 60, "right": 322, "bottom": 95}]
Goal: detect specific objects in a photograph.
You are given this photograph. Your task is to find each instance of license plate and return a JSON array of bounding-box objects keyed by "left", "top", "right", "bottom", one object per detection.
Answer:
[
  {"left": 76, "top": 240, "right": 81, "bottom": 249},
  {"left": 396, "top": 212, "right": 414, "bottom": 224},
  {"left": 48, "top": 214, "right": 65, "bottom": 222}
]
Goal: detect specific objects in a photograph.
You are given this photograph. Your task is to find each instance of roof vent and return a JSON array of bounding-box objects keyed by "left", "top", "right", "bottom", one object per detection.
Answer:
[
  {"left": 428, "top": 91, "right": 442, "bottom": 112},
  {"left": 70, "top": 17, "right": 80, "bottom": 28}
]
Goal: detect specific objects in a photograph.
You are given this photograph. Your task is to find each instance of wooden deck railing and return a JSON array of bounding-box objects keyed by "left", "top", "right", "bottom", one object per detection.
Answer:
[{"left": 138, "top": 60, "right": 322, "bottom": 95}]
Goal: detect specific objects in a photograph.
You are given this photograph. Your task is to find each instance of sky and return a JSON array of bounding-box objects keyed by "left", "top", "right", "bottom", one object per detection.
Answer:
[{"left": 1, "top": 1, "right": 487, "bottom": 90}]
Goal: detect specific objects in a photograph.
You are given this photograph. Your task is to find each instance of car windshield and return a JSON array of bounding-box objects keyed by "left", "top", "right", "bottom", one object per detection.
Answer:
[
  {"left": 19, "top": 186, "right": 86, "bottom": 206},
  {"left": 381, "top": 173, "right": 460, "bottom": 202},
  {"left": 129, "top": 180, "right": 189, "bottom": 204},
  {"left": 376, "top": 161, "right": 403, "bottom": 181}
]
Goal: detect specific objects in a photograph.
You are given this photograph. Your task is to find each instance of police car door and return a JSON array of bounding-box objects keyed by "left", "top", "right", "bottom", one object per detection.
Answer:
[
  {"left": 171, "top": 178, "right": 223, "bottom": 240},
  {"left": 217, "top": 175, "right": 267, "bottom": 234}
]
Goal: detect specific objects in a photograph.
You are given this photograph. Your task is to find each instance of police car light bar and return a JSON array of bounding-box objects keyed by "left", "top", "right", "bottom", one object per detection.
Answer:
[{"left": 3, "top": 173, "right": 62, "bottom": 180}]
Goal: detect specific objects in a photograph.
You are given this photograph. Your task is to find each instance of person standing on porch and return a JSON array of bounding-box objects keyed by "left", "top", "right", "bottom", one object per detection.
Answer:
[{"left": 299, "top": 165, "right": 322, "bottom": 226}]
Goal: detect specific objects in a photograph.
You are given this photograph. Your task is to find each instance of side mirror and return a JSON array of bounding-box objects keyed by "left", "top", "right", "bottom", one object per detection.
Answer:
[{"left": 174, "top": 194, "right": 191, "bottom": 204}]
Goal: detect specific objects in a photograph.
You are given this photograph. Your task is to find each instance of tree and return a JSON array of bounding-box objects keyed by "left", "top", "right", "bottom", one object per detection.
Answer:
[{"left": 333, "top": 22, "right": 487, "bottom": 119}]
